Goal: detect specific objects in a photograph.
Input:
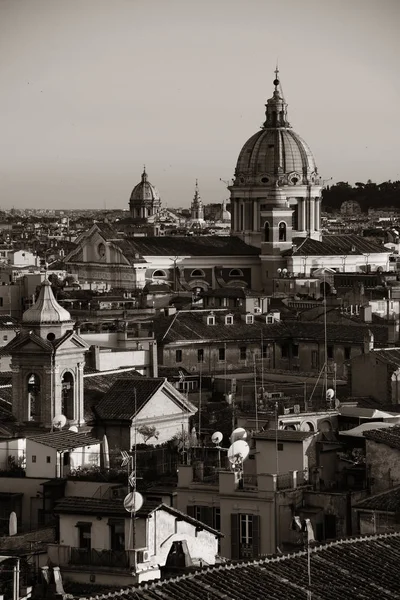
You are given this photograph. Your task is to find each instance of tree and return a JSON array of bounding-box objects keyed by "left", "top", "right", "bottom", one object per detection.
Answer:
[{"left": 137, "top": 425, "right": 159, "bottom": 444}]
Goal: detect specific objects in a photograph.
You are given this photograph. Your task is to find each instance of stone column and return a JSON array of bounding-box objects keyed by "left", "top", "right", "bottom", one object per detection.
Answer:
[
  {"left": 301, "top": 199, "right": 306, "bottom": 231},
  {"left": 309, "top": 199, "right": 315, "bottom": 232},
  {"left": 253, "top": 199, "right": 258, "bottom": 231},
  {"left": 314, "top": 199, "right": 320, "bottom": 231}
]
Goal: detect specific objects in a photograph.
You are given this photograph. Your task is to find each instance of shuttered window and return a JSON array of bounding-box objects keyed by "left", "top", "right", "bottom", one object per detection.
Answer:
[{"left": 231, "top": 513, "right": 260, "bottom": 559}]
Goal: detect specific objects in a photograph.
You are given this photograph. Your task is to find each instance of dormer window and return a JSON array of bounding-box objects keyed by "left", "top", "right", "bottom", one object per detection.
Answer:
[
  {"left": 245, "top": 314, "right": 254, "bottom": 325},
  {"left": 266, "top": 315, "right": 274, "bottom": 324},
  {"left": 207, "top": 315, "right": 215, "bottom": 326},
  {"left": 225, "top": 315, "right": 234, "bottom": 325}
]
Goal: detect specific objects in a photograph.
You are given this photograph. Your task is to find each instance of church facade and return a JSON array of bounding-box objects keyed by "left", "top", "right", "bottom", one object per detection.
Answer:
[{"left": 65, "top": 71, "right": 392, "bottom": 294}]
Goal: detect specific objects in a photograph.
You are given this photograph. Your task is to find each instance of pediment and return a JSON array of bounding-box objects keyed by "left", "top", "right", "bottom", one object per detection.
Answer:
[
  {"left": 54, "top": 333, "right": 89, "bottom": 352},
  {"left": 5, "top": 334, "right": 52, "bottom": 354}
]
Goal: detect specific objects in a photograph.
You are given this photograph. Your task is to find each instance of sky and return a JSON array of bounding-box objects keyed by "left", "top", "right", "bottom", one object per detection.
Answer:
[{"left": 1, "top": 0, "right": 399, "bottom": 210}]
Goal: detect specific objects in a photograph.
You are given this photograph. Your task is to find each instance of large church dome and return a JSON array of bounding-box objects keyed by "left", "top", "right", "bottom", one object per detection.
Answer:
[
  {"left": 234, "top": 74, "right": 320, "bottom": 188},
  {"left": 130, "top": 168, "right": 161, "bottom": 206}
]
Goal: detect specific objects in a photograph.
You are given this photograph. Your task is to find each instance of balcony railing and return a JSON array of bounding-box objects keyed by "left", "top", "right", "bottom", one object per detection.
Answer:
[{"left": 70, "top": 547, "right": 130, "bottom": 568}]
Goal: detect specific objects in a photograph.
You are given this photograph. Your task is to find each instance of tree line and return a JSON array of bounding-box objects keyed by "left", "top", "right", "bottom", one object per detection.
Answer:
[{"left": 321, "top": 180, "right": 400, "bottom": 212}]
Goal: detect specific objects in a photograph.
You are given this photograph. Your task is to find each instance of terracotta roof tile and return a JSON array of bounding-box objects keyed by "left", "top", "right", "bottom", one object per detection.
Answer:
[
  {"left": 27, "top": 430, "right": 100, "bottom": 451},
  {"left": 286, "top": 234, "right": 389, "bottom": 256},
  {"left": 93, "top": 377, "right": 165, "bottom": 420},
  {"left": 363, "top": 424, "right": 400, "bottom": 449},
  {"left": 354, "top": 485, "right": 400, "bottom": 512},
  {"left": 77, "top": 532, "right": 400, "bottom": 600},
  {"left": 254, "top": 430, "right": 315, "bottom": 442}
]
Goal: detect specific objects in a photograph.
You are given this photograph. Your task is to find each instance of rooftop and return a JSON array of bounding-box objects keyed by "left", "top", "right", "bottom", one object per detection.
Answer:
[
  {"left": 27, "top": 430, "right": 100, "bottom": 451},
  {"left": 54, "top": 498, "right": 221, "bottom": 537},
  {"left": 254, "top": 429, "right": 315, "bottom": 442},
  {"left": 124, "top": 235, "right": 260, "bottom": 257},
  {"left": 77, "top": 531, "right": 400, "bottom": 600},
  {"left": 286, "top": 234, "right": 389, "bottom": 256},
  {"left": 93, "top": 377, "right": 165, "bottom": 420},
  {"left": 354, "top": 485, "right": 400, "bottom": 513},
  {"left": 363, "top": 424, "right": 400, "bottom": 450}
]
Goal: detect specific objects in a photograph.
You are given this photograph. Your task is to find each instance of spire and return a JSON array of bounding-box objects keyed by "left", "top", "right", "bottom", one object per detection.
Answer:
[
  {"left": 22, "top": 279, "right": 72, "bottom": 325},
  {"left": 193, "top": 179, "right": 202, "bottom": 206},
  {"left": 263, "top": 68, "right": 290, "bottom": 129},
  {"left": 141, "top": 166, "right": 148, "bottom": 182}
]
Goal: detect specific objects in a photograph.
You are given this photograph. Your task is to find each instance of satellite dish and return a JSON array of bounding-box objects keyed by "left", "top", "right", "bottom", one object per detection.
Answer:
[
  {"left": 230, "top": 427, "right": 247, "bottom": 444},
  {"left": 211, "top": 431, "right": 223, "bottom": 445},
  {"left": 326, "top": 389, "right": 335, "bottom": 400},
  {"left": 123, "top": 491, "right": 143, "bottom": 514},
  {"left": 52, "top": 414, "right": 67, "bottom": 430},
  {"left": 68, "top": 425, "right": 78, "bottom": 433},
  {"left": 102, "top": 434, "right": 110, "bottom": 470},
  {"left": 227, "top": 440, "right": 250, "bottom": 469}
]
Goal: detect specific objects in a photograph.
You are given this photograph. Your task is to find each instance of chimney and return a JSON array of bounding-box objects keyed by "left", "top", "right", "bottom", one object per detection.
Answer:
[
  {"left": 364, "top": 329, "right": 374, "bottom": 353},
  {"left": 360, "top": 305, "right": 372, "bottom": 323}
]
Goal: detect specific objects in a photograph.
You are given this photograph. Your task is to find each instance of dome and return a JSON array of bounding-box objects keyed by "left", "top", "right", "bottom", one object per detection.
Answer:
[
  {"left": 130, "top": 168, "right": 161, "bottom": 206},
  {"left": 22, "top": 280, "right": 72, "bottom": 324},
  {"left": 234, "top": 74, "right": 319, "bottom": 187}
]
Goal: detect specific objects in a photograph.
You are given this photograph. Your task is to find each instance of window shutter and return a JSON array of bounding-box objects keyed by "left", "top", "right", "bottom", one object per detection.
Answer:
[
  {"left": 231, "top": 513, "right": 240, "bottom": 559},
  {"left": 187, "top": 506, "right": 196, "bottom": 518},
  {"left": 202, "top": 507, "right": 213, "bottom": 527},
  {"left": 252, "top": 515, "right": 260, "bottom": 558}
]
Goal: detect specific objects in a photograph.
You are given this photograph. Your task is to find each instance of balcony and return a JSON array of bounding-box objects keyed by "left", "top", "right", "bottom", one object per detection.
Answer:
[
  {"left": 276, "top": 469, "right": 309, "bottom": 491},
  {"left": 70, "top": 547, "right": 130, "bottom": 568},
  {"left": 48, "top": 545, "right": 134, "bottom": 570}
]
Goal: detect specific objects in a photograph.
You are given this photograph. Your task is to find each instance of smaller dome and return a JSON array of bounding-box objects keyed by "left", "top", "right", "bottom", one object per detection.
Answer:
[
  {"left": 22, "top": 280, "right": 72, "bottom": 324},
  {"left": 130, "top": 168, "right": 161, "bottom": 205}
]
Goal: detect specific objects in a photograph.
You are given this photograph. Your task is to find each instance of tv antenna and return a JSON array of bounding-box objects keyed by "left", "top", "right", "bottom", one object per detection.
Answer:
[{"left": 52, "top": 414, "right": 67, "bottom": 430}]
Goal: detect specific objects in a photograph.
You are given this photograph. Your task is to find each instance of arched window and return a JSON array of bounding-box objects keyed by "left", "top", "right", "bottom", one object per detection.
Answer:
[
  {"left": 190, "top": 269, "right": 205, "bottom": 278},
  {"left": 229, "top": 269, "right": 243, "bottom": 278},
  {"left": 264, "top": 221, "right": 270, "bottom": 242},
  {"left": 61, "top": 372, "right": 75, "bottom": 421},
  {"left": 152, "top": 269, "right": 167, "bottom": 278},
  {"left": 28, "top": 373, "right": 41, "bottom": 422},
  {"left": 278, "top": 222, "right": 287, "bottom": 242}
]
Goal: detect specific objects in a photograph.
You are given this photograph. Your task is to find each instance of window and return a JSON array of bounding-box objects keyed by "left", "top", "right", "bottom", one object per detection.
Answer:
[
  {"left": 266, "top": 315, "right": 273, "bottom": 324},
  {"left": 344, "top": 347, "right": 351, "bottom": 360},
  {"left": 262, "top": 345, "right": 268, "bottom": 359},
  {"left": 197, "top": 348, "right": 204, "bottom": 363},
  {"left": 278, "top": 222, "right": 287, "bottom": 242},
  {"left": 191, "top": 269, "right": 205, "bottom": 278},
  {"left": 264, "top": 221, "right": 270, "bottom": 242},
  {"left": 292, "top": 344, "right": 299, "bottom": 358},
  {"left": 327, "top": 345, "right": 334, "bottom": 360},
  {"left": 281, "top": 344, "right": 288, "bottom": 359},
  {"left": 175, "top": 349, "right": 182, "bottom": 363},
  {"left": 109, "top": 519, "right": 125, "bottom": 551},
  {"left": 218, "top": 347, "right": 225, "bottom": 361},
  {"left": 245, "top": 314, "right": 254, "bottom": 324},
  {"left": 32, "top": 455, "right": 36, "bottom": 463},
  {"left": 46, "top": 456, "right": 51, "bottom": 463},
  {"left": 311, "top": 350, "right": 318, "bottom": 368},
  {"left": 239, "top": 346, "right": 247, "bottom": 361},
  {"left": 240, "top": 514, "right": 253, "bottom": 545},
  {"left": 225, "top": 315, "right": 234, "bottom": 325},
  {"left": 152, "top": 269, "right": 167, "bottom": 278},
  {"left": 3, "top": 335, "right": 7, "bottom": 341},
  {"left": 207, "top": 315, "right": 215, "bottom": 326},
  {"left": 77, "top": 522, "right": 92, "bottom": 550},
  {"left": 231, "top": 513, "right": 260, "bottom": 559},
  {"left": 229, "top": 269, "right": 243, "bottom": 278},
  {"left": 277, "top": 442, "right": 284, "bottom": 451}
]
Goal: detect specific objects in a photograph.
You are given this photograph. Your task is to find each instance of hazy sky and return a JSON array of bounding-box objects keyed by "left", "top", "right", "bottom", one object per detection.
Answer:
[{"left": 1, "top": 0, "right": 399, "bottom": 210}]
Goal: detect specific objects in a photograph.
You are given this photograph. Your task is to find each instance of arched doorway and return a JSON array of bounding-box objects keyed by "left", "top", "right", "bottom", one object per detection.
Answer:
[
  {"left": 28, "top": 373, "right": 41, "bottom": 422},
  {"left": 165, "top": 540, "right": 192, "bottom": 570},
  {"left": 61, "top": 372, "right": 74, "bottom": 420},
  {"left": 264, "top": 221, "right": 270, "bottom": 242},
  {"left": 320, "top": 281, "right": 331, "bottom": 296},
  {"left": 278, "top": 222, "right": 287, "bottom": 241}
]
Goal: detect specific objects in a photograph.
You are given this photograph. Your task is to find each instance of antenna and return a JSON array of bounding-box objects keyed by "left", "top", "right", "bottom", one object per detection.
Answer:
[
  {"left": 68, "top": 425, "right": 78, "bottom": 433},
  {"left": 52, "top": 414, "right": 67, "bottom": 430}
]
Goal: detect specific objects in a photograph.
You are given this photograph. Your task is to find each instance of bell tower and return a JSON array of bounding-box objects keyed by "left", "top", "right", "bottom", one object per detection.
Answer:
[{"left": 6, "top": 280, "right": 89, "bottom": 430}]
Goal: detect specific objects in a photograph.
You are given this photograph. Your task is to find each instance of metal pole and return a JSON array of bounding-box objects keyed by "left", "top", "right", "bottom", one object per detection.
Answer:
[
  {"left": 198, "top": 365, "right": 202, "bottom": 439},
  {"left": 254, "top": 353, "right": 259, "bottom": 431},
  {"left": 323, "top": 273, "right": 328, "bottom": 396},
  {"left": 13, "top": 558, "right": 20, "bottom": 600},
  {"left": 275, "top": 402, "right": 279, "bottom": 475}
]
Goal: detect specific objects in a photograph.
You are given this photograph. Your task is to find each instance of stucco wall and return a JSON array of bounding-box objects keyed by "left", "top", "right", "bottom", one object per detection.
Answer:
[
  {"left": 255, "top": 439, "right": 309, "bottom": 475},
  {"left": 350, "top": 354, "right": 389, "bottom": 402},
  {"left": 366, "top": 439, "right": 400, "bottom": 493},
  {"left": 0, "top": 477, "right": 49, "bottom": 529}
]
